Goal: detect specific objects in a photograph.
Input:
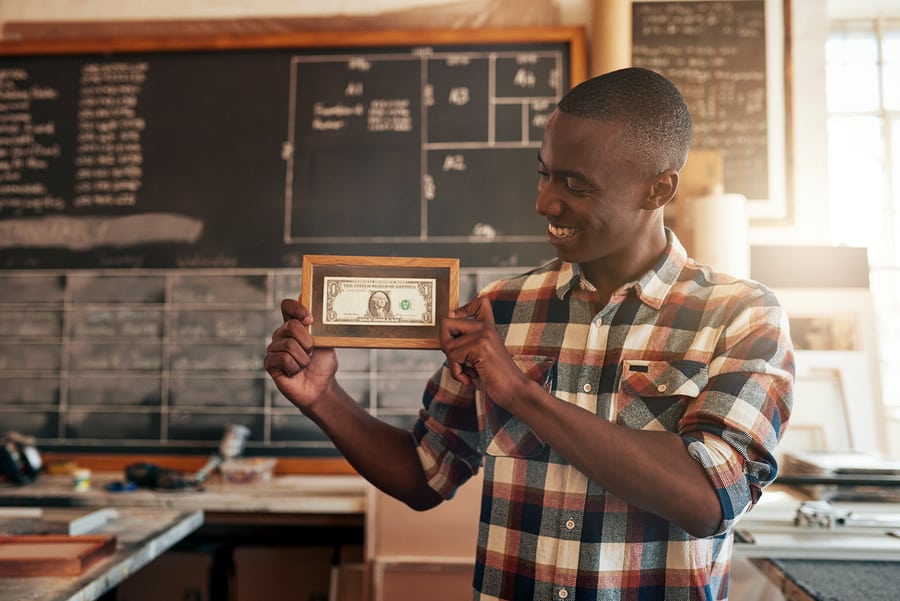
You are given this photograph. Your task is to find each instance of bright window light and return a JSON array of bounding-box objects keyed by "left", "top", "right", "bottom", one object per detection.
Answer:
[{"left": 826, "top": 19, "right": 900, "bottom": 419}]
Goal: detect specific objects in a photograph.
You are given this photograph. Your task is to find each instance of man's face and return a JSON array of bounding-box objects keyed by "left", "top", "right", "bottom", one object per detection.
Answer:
[{"left": 536, "top": 110, "right": 656, "bottom": 267}]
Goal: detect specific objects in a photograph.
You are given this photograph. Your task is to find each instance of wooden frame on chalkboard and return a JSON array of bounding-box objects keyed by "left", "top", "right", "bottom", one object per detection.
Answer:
[
  {"left": 632, "top": 0, "right": 793, "bottom": 225},
  {"left": 301, "top": 255, "right": 459, "bottom": 349},
  {"left": 0, "top": 26, "right": 587, "bottom": 86}
]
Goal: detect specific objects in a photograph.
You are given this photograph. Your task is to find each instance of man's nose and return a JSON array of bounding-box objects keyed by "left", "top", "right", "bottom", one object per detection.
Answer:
[{"left": 535, "top": 181, "right": 561, "bottom": 217}]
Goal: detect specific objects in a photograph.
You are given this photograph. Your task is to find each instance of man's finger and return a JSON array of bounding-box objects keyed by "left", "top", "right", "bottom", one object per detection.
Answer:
[
  {"left": 281, "top": 296, "right": 314, "bottom": 323},
  {"left": 467, "top": 296, "right": 496, "bottom": 326},
  {"left": 448, "top": 357, "right": 474, "bottom": 387},
  {"left": 452, "top": 297, "right": 493, "bottom": 322},
  {"left": 280, "top": 297, "right": 301, "bottom": 322}
]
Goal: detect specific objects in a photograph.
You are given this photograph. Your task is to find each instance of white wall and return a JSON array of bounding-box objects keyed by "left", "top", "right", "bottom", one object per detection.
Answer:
[
  {"left": 0, "top": 0, "right": 589, "bottom": 24},
  {"left": 0, "top": 0, "right": 461, "bottom": 20}
]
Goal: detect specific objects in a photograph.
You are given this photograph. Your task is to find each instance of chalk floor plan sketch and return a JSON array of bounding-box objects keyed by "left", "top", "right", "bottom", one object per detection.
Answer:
[{"left": 283, "top": 49, "right": 566, "bottom": 245}]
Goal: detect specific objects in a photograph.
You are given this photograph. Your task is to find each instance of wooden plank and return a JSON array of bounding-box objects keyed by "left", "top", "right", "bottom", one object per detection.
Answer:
[
  {"left": 42, "top": 453, "right": 357, "bottom": 475},
  {"left": 0, "top": 534, "right": 116, "bottom": 577},
  {"left": 0, "top": 508, "right": 118, "bottom": 536}
]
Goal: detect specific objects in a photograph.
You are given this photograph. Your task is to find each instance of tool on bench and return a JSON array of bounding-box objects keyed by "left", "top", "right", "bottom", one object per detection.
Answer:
[
  {"left": 124, "top": 424, "right": 250, "bottom": 491},
  {"left": 794, "top": 499, "right": 900, "bottom": 531}
]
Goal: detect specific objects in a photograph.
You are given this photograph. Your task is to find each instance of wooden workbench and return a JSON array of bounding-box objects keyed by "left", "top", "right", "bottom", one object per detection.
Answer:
[{"left": 0, "top": 508, "right": 203, "bottom": 601}]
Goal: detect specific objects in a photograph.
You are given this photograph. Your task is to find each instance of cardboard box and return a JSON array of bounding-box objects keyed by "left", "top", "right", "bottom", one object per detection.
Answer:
[
  {"left": 116, "top": 550, "right": 212, "bottom": 601},
  {"left": 232, "top": 545, "right": 333, "bottom": 601},
  {"left": 375, "top": 562, "right": 475, "bottom": 601},
  {"left": 334, "top": 562, "right": 365, "bottom": 601},
  {"left": 335, "top": 544, "right": 365, "bottom": 601}
]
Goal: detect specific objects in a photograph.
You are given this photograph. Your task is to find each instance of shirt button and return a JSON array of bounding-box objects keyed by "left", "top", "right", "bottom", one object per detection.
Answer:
[
  {"left": 582, "top": 383, "right": 592, "bottom": 393},
  {"left": 657, "top": 383, "right": 668, "bottom": 393},
  {"left": 565, "top": 518, "right": 576, "bottom": 530},
  {"left": 558, "top": 589, "right": 569, "bottom": 599}
]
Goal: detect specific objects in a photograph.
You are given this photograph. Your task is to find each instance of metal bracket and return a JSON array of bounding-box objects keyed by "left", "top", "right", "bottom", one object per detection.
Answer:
[
  {"left": 794, "top": 500, "right": 900, "bottom": 530},
  {"left": 794, "top": 500, "right": 851, "bottom": 529}
]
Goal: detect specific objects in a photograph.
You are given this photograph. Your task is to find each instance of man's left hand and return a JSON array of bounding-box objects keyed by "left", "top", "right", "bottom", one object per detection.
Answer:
[{"left": 439, "top": 297, "right": 531, "bottom": 407}]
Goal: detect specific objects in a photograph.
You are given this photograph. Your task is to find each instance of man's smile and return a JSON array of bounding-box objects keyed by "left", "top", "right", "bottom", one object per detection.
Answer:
[{"left": 548, "top": 223, "right": 579, "bottom": 239}]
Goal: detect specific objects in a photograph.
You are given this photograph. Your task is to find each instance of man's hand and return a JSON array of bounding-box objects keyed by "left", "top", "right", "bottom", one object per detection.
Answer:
[
  {"left": 439, "top": 297, "right": 531, "bottom": 407},
  {"left": 265, "top": 297, "right": 338, "bottom": 410}
]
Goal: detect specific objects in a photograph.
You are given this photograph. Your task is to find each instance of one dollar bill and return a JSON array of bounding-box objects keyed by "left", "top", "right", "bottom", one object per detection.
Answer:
[{"left": 323, "top": 276, "right": 435, "bottom": 326}]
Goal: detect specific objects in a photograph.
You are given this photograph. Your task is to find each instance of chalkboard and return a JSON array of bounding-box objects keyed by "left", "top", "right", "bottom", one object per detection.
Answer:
[
  {"left": 0, "top": 268, "right": 465, "bottom": 458},
  {"left": 631, "top": 0, "right": 791, "bottom": 223},
  {"left": 0, "top": 28, "right": 586, "bottom": 270},
  {"left": 0, "top": 29, "right": 583, "bottom": 461}
]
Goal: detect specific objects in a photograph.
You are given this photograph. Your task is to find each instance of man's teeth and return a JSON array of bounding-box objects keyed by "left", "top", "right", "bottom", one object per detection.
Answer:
[{"left": 549, "top": 224, "right": 577, "bottom": 238}]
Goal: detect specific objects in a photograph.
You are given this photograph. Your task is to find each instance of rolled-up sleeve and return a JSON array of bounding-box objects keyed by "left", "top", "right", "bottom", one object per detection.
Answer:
[
  {"left": 412, "top": 363, "right": 483, "bottom": 499},
  {"left": 680, "top": 293, "right": 794, "bottom": 534}
]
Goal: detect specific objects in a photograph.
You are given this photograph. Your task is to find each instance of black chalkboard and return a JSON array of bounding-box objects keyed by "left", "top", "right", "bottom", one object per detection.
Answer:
[
  {"left": 632, "top": 0, "right": 790, "bottom": 221},
  {"left": 0, "top": 29, "right": 584, "bottom": 462},
  {"left": 0, "top": 28, "right": 586, "bottom": 269}
]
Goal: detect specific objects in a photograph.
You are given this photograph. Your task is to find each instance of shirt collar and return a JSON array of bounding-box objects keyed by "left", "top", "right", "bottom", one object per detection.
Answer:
[
  {"left": 555, "top": 260, "right": 590, "bottom": 299},
  {"left": 554, "top": 229, "right": 688, "bottom": 309},
  {"left": 633, "top": 229, "right": 688, "bottom": 310}
]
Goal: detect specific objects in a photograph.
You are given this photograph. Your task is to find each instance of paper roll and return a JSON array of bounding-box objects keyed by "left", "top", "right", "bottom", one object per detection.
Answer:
[{"left": 690, "top": 193, "right": 750, "bottom": 279}]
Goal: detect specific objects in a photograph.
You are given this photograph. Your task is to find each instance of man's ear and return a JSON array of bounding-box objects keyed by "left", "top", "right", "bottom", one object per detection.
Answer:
[{"left": 644, "top": 169, "right": 679, "bottom": 210}]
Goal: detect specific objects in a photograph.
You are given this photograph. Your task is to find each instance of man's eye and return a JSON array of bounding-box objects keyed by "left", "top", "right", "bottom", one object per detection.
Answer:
[{"left": 565, "top": 179, "right": 590, "bottom": 193}]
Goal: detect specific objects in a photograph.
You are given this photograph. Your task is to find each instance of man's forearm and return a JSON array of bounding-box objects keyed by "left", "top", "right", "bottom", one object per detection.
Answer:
[
  {"left": 301, "top": 382, "right": 443, "bottom": 511},
  {"left": 508, "top": 378, "right": 723, "bottom": 537}
]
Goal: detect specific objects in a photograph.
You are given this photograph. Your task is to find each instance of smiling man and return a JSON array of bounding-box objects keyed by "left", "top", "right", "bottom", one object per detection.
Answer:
[{"left": 266, "top": 67, "right": 794, "bottom": 601}]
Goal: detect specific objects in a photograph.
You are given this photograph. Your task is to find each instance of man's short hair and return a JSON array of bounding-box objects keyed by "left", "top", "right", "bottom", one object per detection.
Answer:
[{"left": 557, "top": 67, "right": 693, "bottom": 174}]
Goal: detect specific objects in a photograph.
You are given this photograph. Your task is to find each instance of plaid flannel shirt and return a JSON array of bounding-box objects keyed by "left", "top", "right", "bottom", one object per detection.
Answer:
[{"left": 412, "top": 231, "right": 794, "bottom": 601}]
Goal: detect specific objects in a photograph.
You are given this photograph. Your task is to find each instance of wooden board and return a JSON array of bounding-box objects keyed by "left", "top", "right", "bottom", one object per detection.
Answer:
[
  {"left": 0, "top": 534, "right": 116, "bottom": 577},
  {"left": 0, "top": 508, "right": 118, "bottom": 536}
]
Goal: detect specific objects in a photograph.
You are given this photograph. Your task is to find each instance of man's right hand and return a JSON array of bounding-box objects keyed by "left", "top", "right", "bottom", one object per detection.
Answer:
[
  {"left": 266, "top": 297, "right": 451, "bottom": 511},
  {"left": 265, "top": 297, "right": 338, "bottom": 411}
]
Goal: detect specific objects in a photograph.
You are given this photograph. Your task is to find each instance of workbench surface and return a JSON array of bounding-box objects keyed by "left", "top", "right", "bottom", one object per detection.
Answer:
[{"left": 0, "top": 508, "right": 203, "bottom": 601}]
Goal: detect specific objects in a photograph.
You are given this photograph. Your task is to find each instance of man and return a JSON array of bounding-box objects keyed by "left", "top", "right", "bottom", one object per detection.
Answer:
[{"left": 266, "top": 67, "right": 794, "bottom": 600}]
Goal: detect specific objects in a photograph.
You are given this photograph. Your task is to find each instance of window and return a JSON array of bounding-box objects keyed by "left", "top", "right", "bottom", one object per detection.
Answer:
[{"left": 826, "top": 19, "right": 900, "bottom": 429}]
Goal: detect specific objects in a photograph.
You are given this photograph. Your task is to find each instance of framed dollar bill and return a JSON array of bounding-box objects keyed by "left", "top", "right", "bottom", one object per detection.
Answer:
[{"left": 301, "top": 255, "right": 460, "bottom": 349}]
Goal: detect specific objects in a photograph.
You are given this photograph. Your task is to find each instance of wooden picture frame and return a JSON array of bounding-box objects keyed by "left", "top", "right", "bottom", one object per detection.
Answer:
[{"left": 301, "top": 255, "right": 459, "bottom": 349}]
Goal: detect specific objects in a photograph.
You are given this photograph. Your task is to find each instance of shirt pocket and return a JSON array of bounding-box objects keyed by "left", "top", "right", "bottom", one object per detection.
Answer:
[
  {"left": 615, "top": 360, "right": 708, "bottom": 432},
  {"left": 479, "top": 354, "right": 555, "bottom": 458}
]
